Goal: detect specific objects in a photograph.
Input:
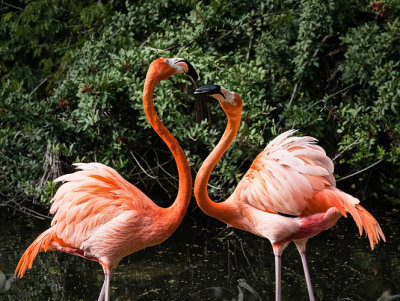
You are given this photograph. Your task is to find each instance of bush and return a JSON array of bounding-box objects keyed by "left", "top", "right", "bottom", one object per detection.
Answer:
[{"left": 1, "top": 0, "right": 399, "bottom": 213}]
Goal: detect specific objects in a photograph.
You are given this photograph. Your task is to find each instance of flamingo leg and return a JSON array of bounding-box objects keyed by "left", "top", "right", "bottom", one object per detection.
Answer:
[
  {"left": 98, "top": 273, "right": 112, "bottom": 301},
  {"left": 104, "top": 273, "right": 111, "bottom": 301},
  {"left": 98, "top": 279, "right": 106, "bottom": 301},
  {"left": 299, "top": 252, "right": 315, "bottom": 301},
  {"left": 275, "top": 255, "right": 281, "bottom": 301}
]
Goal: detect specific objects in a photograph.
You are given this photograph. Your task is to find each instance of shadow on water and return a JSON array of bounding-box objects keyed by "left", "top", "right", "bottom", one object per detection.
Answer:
[{"left": 0, "top": 205, "right": 399, "bottom": 300}]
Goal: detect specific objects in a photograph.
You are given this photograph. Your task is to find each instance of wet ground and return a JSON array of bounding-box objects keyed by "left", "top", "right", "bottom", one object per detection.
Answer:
[{"left": 0, "top": 205, "right": 399, "bottom": 300}]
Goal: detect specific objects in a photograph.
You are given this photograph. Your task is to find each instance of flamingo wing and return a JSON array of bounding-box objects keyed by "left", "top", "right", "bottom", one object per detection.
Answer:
[
  {"left": 239, "top": 130, "right": 339, "bottom": 216},
  {"left": 49, "top": 163, "right": 155, "bottom": 249}
]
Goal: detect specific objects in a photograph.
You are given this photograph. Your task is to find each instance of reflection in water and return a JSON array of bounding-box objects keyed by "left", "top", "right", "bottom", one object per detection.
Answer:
[
  {"left": 0, "top": 207, "right": 399, "bottom": 300},
  {"left": 0, "top": 269, "right": 15, "bottom": 293}
]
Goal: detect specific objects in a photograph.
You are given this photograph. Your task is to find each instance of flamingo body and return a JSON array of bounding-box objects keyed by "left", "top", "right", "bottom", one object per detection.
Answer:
[
  {"left": 15, "top": 58, "right": 198, "bottom": 300},
  {"left": 16, "top": 163, "right": 176, "bottom": 276},
  {"left": 229, "top": 130, "right": 383, "bottom": 252},
  {"left": 193, "top": 84, "right": 385, "bottom": 301}
]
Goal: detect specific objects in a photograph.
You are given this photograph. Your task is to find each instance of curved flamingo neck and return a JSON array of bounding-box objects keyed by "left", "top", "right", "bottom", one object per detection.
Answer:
[
  {"left": 143, "top": 68, "right": 192, "bottom": 230},
  {"left": 194, "top": 112, "right": 241, "bottom": 222}
]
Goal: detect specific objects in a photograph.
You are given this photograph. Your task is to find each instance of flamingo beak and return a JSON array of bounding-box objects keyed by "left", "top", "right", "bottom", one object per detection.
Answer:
[
  {"left": 177, "top": 59, "right": 198, "bottom": 82},
  {"left": 194, "top": 85, "right": 225, "bottom": 99}
]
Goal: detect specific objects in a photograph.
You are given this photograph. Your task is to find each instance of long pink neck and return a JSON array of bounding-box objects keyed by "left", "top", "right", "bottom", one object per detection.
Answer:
[
  {"left": 142, "top": 70, "right": 192, "bottom": 230},
  {"left": 194, "top": 112, "right": 241, "bottom": 222}
]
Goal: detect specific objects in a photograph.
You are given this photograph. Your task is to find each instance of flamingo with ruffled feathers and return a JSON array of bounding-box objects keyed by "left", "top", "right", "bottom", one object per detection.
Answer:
[
  {"left": 193, "top": 84, "right": 385, "bottom": 301},
  {"left": 14, "top": 58, "right": 198, "bottom": 301}
]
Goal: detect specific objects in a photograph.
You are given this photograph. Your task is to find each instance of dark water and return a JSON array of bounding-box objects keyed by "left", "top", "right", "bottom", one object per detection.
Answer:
[{"left": 0, "top": 206, "right": 399, "bottom": 301}]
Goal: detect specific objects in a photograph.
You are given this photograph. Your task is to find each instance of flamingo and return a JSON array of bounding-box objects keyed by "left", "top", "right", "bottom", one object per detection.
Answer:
[
  {"left": 14, "top": 58, "right": 198, "bottom": 301},
  {"left": 193, "top": 84, "right": 385, "bottom": 301}
]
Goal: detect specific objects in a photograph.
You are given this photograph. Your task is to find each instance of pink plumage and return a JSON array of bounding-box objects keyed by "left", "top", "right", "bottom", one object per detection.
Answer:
[
  {"left": 237, "top": 130, "right": 384, "bottom": 249},
  {"left": 15, "top": 163, "right": 173, "bottom": 277},
  {"left": 240, "top": 130, "right": 334, "bottom": 214},
  {"left": 15, "top": 58, "right": 196, "bottom": 301},
  {"left": 193, "top": 84, "right": 385, "bottom": 301}
]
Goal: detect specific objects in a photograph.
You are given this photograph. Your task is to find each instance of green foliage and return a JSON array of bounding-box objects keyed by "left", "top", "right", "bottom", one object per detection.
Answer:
[{"left": 1, "top": 0, "right": 400, "bottom": 209}]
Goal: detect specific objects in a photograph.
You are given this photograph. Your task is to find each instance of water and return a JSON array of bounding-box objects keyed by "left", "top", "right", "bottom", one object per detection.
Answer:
[{"left": 0, "top": 206, "right": 399, "bottom": 300}]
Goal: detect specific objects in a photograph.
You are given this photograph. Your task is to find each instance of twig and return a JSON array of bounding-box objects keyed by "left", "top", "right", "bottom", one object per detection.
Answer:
[
  {"left": 336, "top": 158, "right": 384, "bottom": 182},
  {"left": 276, "top": 82, "right": 298, "bottom": 128},
  {"left": 187, "top": 133, "right": 198, "bottom": 141},
  {"left": 166, "top": 40, "right": 193, "bottom": 52},
  {"left": 332, "top": 138, "right": 360, "bottom": 162},
  {"left": 129, "top": 156, "right": 170, "bottom": 179},
  {"left": 288, "top": 82, "right": 298, "bottom": 107},
  {"left": 211, "top": 11, "right": 288, "bottom": 44},
  {"left": 154, "top": 159, "right": 176, "bottom": 180},
  {"left": 140, "top": 33, "right": 153, "bottom": 48},
  {"left": 67, "top": 32, "right": 73, "bottom": 49},
  {"left": 239, "top": 239, "right": 252, "bottom": 267},
  {"left": 207, "top": 182, "right": 222, "bottom": 190},
  {"left": 306, "top": 83, "right": 357, "bottom": 111},
  {"left": 311, "top": 35, "right": 328, "bottom": 58},
  {"left": 106, "top": 20, "right": 129, "bottom": 42},
  {"left": 3, "top": 2, "right": 24, "bottom": 11},
  {"left": 147, "top": 47, "right": 167, "bottom": 53},
  {"left": 7, "top": 202, "right": 51, "bottom": 220},
  {"left": 93, "top": 20, "right": 129, "bottom": 58},
  {"left": 152, "top": 152, "right": 175, "bottom": 198},
  {"left": 130, "top": 151, "right": 158, "bottom": 179},
  {"left": 213, "top": 29, "right": 235, "bottom": 44},
  {"left": 246, "top": 35, "right": 253, "bottom": 61},
  {"left": 30, "top": 77, "right": 48, "bottom": 96}
]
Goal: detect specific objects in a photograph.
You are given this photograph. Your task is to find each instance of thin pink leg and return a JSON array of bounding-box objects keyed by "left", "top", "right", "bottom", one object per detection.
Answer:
[
  {"left": 98, "top": 273, "right": 111, "bottom": 301},
  {"left": 300, "top": 252, "right": 315, "bottom": 301},
  {"left": 104, "top": 273, "right": 111, "bottom": 301},
  {"left": 98, "top": 280, "right": 106, "bottom": 301},
  {"left": 275, "top": 255, "right": 281, "bottom": 301}
]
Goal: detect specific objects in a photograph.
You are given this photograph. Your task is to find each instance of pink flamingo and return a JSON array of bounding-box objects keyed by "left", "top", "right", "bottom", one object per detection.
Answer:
[
  {"left": 193, "top": 84, "right": 385, "bottom": 301},
  {"left": 15, "top": 58, "right": 198, "bottom": 301}
]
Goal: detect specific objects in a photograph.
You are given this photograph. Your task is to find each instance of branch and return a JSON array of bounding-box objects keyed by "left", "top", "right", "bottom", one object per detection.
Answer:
[
  {"left": 275, "top": 82, "right": 298, "bottom": 129},
  {"left": 246, "top": 34, "right": 253, "bottom": 61},
  {"left": 287, "top": 82, "right": 298, "bottom": 108},
  {"left": 211, "top": 11, "right": 290, "bottom": 44},
  {"left": 306, "top": 83, "right": 357, "bottom": 111},
  {"left": 212, "top": 29, "right": 235, "bottom": 44},
  {"left": 0, "top": 195, "right": 51, "bottom": 220},
  {"left": 140, "top": 33, "right": 153, "bottom": 48},
  {"left": 336, "top": 158, "right": 384, "bottom": 182},
  {"left": 30, "top": 77, "right": 48, "bottom": 96},
  {"left": 332, "top": 138, "right": 360, "bottom": 162},
  {"left": 106, "top": 21, "right": 127, "bottom": 42},
  {"left": 130, "top": 151, "right": 158, "bottom": 179},
  {"left": 7, "top": 202, "right": 51, "bottom": 220},
  {"left": 3, "top": 2, "right": 24, "bottom": 11}
]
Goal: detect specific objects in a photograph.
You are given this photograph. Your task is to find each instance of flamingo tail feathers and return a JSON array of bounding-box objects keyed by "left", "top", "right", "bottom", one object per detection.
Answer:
[
  {"left": 353, "top": 204, "right": 386, "bottom": 249},
  {"left": 329, "top": 189, "right": 386, "bottom": 249},
  {"left": 14, "top": 228, "right": 55, "bottom": 278}
]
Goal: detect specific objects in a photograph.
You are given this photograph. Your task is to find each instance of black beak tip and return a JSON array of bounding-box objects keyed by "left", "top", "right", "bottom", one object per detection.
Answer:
[
  {"left": 194, "top": 85, "right": 221, "bottom": 96},
  {"left": 186, "top": 63, "right": 198, "bottom": 81},
  {"left": 179, "top": 59, "right": 198, "bottom": 81}
]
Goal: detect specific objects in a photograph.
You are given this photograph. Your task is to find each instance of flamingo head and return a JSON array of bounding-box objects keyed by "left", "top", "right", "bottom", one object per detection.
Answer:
[
  {"left": 149, "top": 58, "right": 198, "bottom": 82},
  {"left": 194, "top": 85, "right": 243, "bottom": 117}
]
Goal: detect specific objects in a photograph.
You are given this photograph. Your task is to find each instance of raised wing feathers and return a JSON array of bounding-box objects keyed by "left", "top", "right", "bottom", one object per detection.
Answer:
[
  {"left": 239, "top": 130, "right": 336, "bottom": 216},
  {"left": 50, "top": 163, "right": 152, "bottom": 248}
]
